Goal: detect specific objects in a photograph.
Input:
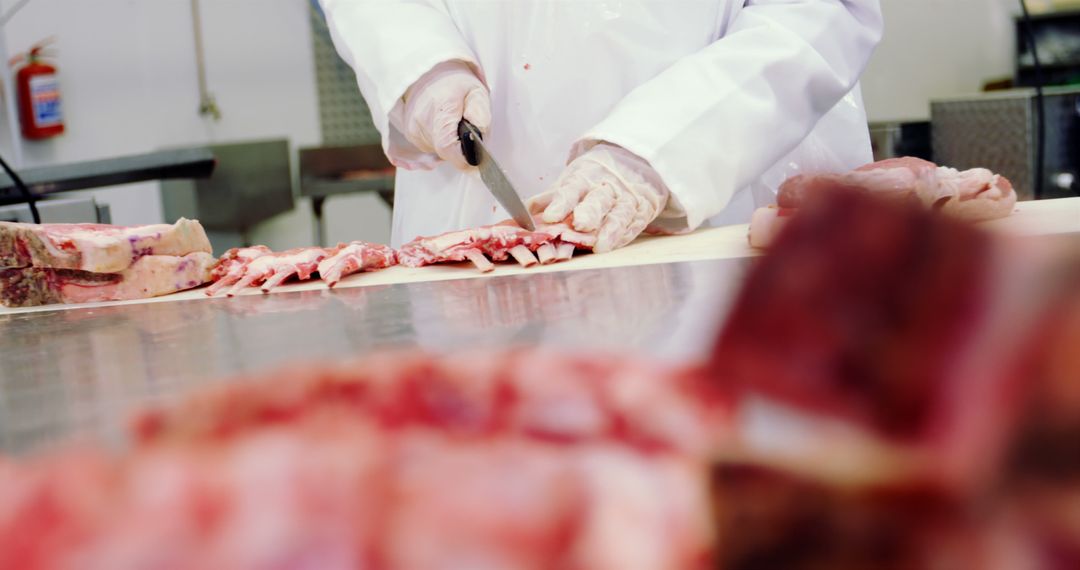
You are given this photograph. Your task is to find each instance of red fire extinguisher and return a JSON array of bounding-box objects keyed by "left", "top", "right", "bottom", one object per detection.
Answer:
[{"left": 13, "top": 42, "right": 64, "bottom": 140}]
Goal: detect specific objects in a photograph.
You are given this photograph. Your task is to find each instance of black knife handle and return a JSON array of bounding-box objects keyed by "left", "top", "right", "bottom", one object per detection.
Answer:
[{"left": 458, "top": 119, "right": 481, "bottom": 167}]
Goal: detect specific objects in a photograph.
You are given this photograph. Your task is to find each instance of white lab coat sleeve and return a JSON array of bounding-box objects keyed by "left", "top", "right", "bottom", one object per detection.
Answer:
[
  {"left": 319, "top": 0, "right": 482, "bottom": 166},
  {"left": 573, "top": 0, "right": 884, "bottom": 231}
]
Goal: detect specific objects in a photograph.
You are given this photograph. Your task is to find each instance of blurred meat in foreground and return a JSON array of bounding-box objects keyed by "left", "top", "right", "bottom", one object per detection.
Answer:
[{"left": 1, "top": 188, "right": 1079, "bottom": 569}]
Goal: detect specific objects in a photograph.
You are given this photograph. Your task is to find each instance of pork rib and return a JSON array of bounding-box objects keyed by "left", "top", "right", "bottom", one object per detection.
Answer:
[
  {"left": 399, "top": 220, "right": 596, "bottom": 272},
  {"left": 749, "top": 158, "right": 1018, "bottom": 248},
  {"left": 316, "top": 241, "right": 396, "bottom": 288},
  {"left": 0, "top": 218, "right": 212, "bottom": 273},
  {"left": 207, "top": 246, "right": 334, "bottom": 297},
  {"left": 0, "top": 252, "right": 216, "bottom": 307}
]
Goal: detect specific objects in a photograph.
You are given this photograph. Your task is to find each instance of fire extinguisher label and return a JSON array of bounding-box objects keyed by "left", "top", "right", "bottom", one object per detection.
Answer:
[{"left": 28, "top": 75, "right": 62, "bottom": 128}]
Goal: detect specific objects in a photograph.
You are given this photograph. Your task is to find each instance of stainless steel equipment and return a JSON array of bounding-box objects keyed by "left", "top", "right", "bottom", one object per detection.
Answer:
[
  {"left": 0, "top": 196, "right": 109, "bottom": 224},
  {"left": 161, "top": 139, "right": 294, "bottom": 245},
  {"left": 299, "top": 144, "right": 394, "bottom": 246},
  {"left": 0, "top": 148, "right": 215, "bottom": 206},
  {"left": 0, "top": 257, "right": 747, "bottom": 455},
  {"left": 931, "top": 87, "right": 1080, "bottom": 200}
]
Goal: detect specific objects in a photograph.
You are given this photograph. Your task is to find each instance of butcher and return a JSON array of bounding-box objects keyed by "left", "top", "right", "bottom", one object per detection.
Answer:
[{"left": 319, "top": 1, "right": 883, "bottom": 250}]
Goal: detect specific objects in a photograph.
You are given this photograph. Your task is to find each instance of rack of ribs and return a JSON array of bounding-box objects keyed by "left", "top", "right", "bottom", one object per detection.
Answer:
[
  {"left": 0, "top": 218, "right": 215, "bottom": 307},
  {"left": 748, "top": 157, "right": 1018, "bottom": 248},
  {"left": 398, "top": 220, "right": 596, "bottom": 273},
  {"left": 206, "top": 241, "right": 397, "bottom": 296}
]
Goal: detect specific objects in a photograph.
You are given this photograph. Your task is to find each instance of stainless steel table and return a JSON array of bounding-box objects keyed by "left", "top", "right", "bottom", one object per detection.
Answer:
[{"left": 0, "top": 258, "right": 750, "bottom": 455}]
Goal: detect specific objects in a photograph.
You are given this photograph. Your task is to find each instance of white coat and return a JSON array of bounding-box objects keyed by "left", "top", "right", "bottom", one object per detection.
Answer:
[{"left": 320, "top": 1, "right": 884, "bottom": 248}]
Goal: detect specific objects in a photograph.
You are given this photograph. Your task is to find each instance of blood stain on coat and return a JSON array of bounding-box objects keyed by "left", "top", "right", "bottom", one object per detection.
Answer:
[{"left": 524, "top": 63, "right": 531, "bottom": 71}]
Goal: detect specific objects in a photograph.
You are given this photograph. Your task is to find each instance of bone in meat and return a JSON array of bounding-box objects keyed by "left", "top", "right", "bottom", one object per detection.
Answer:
[
  {"left": 316, "top": 241, "right": 397, "bottom": 288},
  {"left": 399, "top": 220, "right": 598, "bottom": 272},
  {"left": 207, "top": 246, "right": 334, "bottom": 297},
  {"left": 398, "top": 222, "right": 556, "bottom": 272},
  {"left": 0, "top": 218, "right": 212, "bottom": 273},
  {"left": 0, "top": 252, "right": 216, "bottom": 307}
]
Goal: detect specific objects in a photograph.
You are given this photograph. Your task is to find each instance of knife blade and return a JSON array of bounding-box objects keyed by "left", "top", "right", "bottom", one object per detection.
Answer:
[{"left": 458, "top": 120, "right": 536, "bottom": 231}]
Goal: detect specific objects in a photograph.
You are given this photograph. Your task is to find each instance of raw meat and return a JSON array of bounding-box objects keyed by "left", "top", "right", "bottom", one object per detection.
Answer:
[
  {"left": 316, "top": 241, "right": 396, "bottom": 288},
  {"left": 748, "top": 158, "right": 1017, "bottom": 248},
  {"left": 398, "top": 220, "right": 595, "bottom": 272},
  {"left": 207, "top": 246, "right": 334, "bottom": 297},
  {"left": 0, "top": 218, "right": 212, "bottom": 273},
  {"left": 710, "top": 187, "right": 1080, "bottom": 568},
  {"left": 207, "top": 242, "right": 397, "bottom": 296},
  {"left": 0, "top": 252, "right": 216, "bottom": 307},
  {"left": 205, "top": 245, "right": 273, "bottom": 296},
  {"left": 0, "top": 350, "right": 718, "bottom": 569},
  {"left": 713, "top": 187, "right": 1048, "bottom": 489}
]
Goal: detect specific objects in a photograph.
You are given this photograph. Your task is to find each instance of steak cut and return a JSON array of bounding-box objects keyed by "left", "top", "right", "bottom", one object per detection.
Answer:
[
  {"left": 0, "top": 218, "right": 212, "bottom": 273},
  {"left": 0, "top": 252, "right": 216, "bottom": 307}
]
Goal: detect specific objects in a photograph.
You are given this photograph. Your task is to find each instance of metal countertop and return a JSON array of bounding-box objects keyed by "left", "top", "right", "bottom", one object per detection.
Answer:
[{"left": 0, "top": 258, "right": 750, "bottom": 455}]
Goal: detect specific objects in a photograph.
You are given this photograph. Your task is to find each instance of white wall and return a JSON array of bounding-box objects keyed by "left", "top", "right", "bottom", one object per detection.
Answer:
[
  {"left": 0, "top": 0, "right": 390, "bottom": 249},
  {"left": 861, "top": 0, "right": 1019, "bottom": 122}
]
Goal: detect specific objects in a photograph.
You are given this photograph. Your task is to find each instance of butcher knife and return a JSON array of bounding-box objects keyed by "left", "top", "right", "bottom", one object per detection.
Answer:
[{"left": 458, "top": 120, "right": 536, "bottom": 231}]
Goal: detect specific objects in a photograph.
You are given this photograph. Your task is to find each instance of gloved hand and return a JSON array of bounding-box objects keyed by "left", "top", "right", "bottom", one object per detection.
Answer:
[
  {"left": 529, "top": 144, "right": 670, "bottom": 253},
  {"left": 399, "top": 61, "right": 491, "bottom": 170}
]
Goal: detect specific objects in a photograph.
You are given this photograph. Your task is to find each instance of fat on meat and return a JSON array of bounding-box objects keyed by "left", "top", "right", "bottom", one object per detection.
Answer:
[
  {"left": 316, "top": 241, "right": 396, "bottom": 288},
  {"left": 0, "top": 218, "right": 212, "bottom": 273},
  {"left": 0, "top": 252, "right": 216, "bottom": 307},
  {"left": 399, "top": 220, "right": 596, "bottom": 273},
  {"left": 749, "top": 157, "right": 1018, "bottom": 249}
]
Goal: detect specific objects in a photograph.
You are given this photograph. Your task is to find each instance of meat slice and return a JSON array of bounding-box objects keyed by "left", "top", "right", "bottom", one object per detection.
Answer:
[
  {"left": 207, "top": 246, "right": 335, "bottom": 297},
  {"left": 398, "top": 220, "right": 596, "bottom": 272},
  {"left": 749, "top": 158, "right": 1017, "bottom": 248},
  {"left": 0, "top": 218, "right": 212, "bottom": 273},
  {"left": 316, "top": 241, "right": 396, "bottom": 288},
  {"left": 0, "top": 252, "right": 216, "bottom": 307}
]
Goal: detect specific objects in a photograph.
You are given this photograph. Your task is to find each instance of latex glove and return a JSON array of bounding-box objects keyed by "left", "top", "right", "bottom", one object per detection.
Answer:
[
  {"left": 400, "top": 61, "right": 491, "bottom": 170},
  {"left": 529, "top": 144, "right": 670, "bottom": 253}
]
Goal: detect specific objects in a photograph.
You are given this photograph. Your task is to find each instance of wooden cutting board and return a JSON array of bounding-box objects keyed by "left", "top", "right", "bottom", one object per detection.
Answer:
[{"left": 3, "top": 197, "right": 1079, "bottom": 315}]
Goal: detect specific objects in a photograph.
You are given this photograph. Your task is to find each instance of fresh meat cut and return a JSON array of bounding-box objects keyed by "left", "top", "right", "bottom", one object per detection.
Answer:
[
  {"left": 207, "top": 242, "right": 397, "bottom": 296},
  {"left": 0, "top": 351, "right": 717, "bottom": 570},
  {"left": 0, "top": 218, "right": 212, "bottom": 273},
  {"left": 709, "top": 187, "right": 1080, "bottom": 567},
  {"left": 715, "top": 187, "right": 1032, "bottom": 488},
  {"left": 317, "top": 241, "right": 396, "bottom": 288},
  {"left": 0, "top": 252, "right": 216, "bottom": 307},
  {"left": 748, "top": 158, "right": 1017, "bottom": 248},
  {"left": 207, "top": 246, "right": 334, "bottom": 296},
  {"left": 6, "top": 190, "right": 1080, "bottom": 567},
  {"left": 399, "top": 220, "right": 595, "bottom": 272}
]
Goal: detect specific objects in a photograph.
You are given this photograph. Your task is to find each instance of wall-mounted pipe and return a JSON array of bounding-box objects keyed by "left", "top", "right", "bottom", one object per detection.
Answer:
[{"left": 191, "top": 0, "right": 220, "bottom": 121}]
